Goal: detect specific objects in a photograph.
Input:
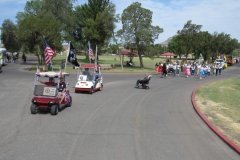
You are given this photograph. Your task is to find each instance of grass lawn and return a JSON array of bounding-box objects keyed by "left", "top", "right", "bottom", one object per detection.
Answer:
[
  {"left": 195, "top": 78, "right": 240, "bottom": 147},
  {"left": 33, "top": 55, "right": 181, "bottom": 73}
]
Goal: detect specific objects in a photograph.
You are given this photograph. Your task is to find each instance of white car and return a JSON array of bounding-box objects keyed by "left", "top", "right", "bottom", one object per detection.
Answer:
[
  {"left": 214, "top": 59, "right": 226, "bottom": 69},
  {"left": 75, "top": 64, "right": 103, "bottom": 94}
]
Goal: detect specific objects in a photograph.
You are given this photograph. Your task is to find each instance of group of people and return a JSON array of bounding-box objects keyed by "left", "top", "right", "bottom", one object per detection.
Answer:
[
  {"left": 5, "top": 52, "right": 27, "bottom": 63},
  {"left": 155, "top": 60, "right": 224, "bottom": 79},
  {"left": 6, "top": 52, "right": 19, "bottom": 63},
  {"left": 155, "top": 61, "right": 181, "bottom": 78}
]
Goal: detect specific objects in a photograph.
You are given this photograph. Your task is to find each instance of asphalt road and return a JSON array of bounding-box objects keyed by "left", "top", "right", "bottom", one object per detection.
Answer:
[{"left": 0, "top": 57, "right": 239, "bottom": 160}]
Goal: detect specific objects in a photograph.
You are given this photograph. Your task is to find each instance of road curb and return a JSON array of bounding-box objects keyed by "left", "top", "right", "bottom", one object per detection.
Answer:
[
  {"left": 28, "top": 62, "right": 37, "bottom": 71},
  {"left": 191, "top": 86, "right": 240, "bottom": 155}
]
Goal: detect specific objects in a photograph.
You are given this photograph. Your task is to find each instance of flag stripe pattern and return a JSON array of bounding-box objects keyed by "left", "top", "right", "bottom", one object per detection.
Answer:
[
  {"left": 89, "top": 45, "right": 94, "bottom": 57},
  {"left": 44, "top": 39, "right": 55, "bottom": 64}
]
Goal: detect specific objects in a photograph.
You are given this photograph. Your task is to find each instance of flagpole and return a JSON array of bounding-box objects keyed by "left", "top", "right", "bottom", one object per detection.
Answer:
[
  {"left": 64, "top": 42, "right": 70, "bottom": 72},
  {"left": 95, "top": 45, "right": 97, "bottom": 68},
  {"left": 88, "top": 41, "right": 91, "bottom": 64},
  {"left": 50, "top": 60, "right": 53, "bottom": 71},
  {"left": 93, "top": 45, "right": 97, "bottom": 80}
]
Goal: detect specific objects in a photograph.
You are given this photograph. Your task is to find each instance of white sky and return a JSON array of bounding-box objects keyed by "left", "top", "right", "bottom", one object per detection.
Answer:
[{"left": 0, "top": 0, "right": 239, "bottom": 44}]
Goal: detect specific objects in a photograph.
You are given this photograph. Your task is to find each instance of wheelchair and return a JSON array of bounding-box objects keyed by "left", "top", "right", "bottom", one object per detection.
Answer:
[{"left": 136, "top": 75, "right": 152, "bottom": 89}]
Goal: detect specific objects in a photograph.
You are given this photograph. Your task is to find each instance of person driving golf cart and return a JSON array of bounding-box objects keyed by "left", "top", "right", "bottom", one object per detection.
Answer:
[{"left": 38, "top": 77, "right": 56, "bottom": 86}]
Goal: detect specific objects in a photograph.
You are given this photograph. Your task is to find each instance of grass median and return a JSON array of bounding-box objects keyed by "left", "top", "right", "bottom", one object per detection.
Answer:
[{"left": 195, "top": 78, "right": 240, "bottom": 147}]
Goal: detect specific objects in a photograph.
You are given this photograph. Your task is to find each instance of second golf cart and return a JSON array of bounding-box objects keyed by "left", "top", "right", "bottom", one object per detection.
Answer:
[{"left": 75, "top": 64, "right": 103, "bottom": 94}]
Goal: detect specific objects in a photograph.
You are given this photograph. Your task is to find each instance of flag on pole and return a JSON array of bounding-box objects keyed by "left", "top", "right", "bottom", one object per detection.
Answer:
[
  {"left": 59, "top": 68, "right": 62, "bottom": 77},
  {"left": 37, "top": 65, "right": 40, "bottom": 74},
  {"left": 44, "top": 39, "right": 55, "bottom": 64},
  {"left": 67, "top": 42, "right": 80, "bottom": 67},
  {"left": 35, "top": 65, "right": 40, "bottom": 85},
  {"left": 89, "top": 44, "right": 94, "bottom": 57}
]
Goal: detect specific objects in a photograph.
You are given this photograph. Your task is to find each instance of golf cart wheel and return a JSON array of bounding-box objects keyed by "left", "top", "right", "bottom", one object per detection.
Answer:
[
  {"left": 146, "top": 86, "right": 150, "bottom": 89},
  {"left": 51, "top": 105, "right": 58, "bottom": 115},
  {"left": 68, "top": 97, "right": 72, "bottom": 107},
  {"left": 30, "top": 104, "right": 38, "bottom": 114},
  {"left": 100, "top": 84, "right": 103, "bottom": 91},
  {"left": 89, "top": 87, "right": 94, "bottom": 94}
]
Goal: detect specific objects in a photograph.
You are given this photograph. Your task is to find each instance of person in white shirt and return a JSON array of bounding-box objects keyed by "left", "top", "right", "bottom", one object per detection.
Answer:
[
  {"left": 207, "top": 64, "right": 211, "bottom": 76},
  {"left": 172, "top": 63, "right": 177, "bottom": 77},
  {"left": 197, "top": 63, "right": 201, "bottom": 76},
  {"left": 176, "top": 62, "right": 180, "bottom": 76},
  {"left": 218, "top": 62, "right": 223, "bottom": 75},
  {"left": 191, "top": 62, "right": 195, "bottom": 76},
  {"left": 185, "top": 63, "right": 191, "bottom": 78}
]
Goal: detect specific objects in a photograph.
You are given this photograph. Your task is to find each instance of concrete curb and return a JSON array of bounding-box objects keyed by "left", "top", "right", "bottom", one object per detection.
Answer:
[
  {"left": 28, "top": 62, "right": 37, "bottom": 71},
  {"left": 191, "top": 86, "right": 240, "bottom": 155}
]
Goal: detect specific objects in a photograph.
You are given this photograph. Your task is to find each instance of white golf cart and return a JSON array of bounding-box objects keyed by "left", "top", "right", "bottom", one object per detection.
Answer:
[{"left": 75, "top": 64, "right": 103, "bottom": 94}]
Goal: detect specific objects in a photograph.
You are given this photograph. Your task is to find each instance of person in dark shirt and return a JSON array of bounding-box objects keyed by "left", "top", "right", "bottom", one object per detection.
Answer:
[
  {"left": 135, "top": 73, "right": 149, "bottom": 87},
  {"left": 161, "top": 63, "right": 167, "bottom": 78}
]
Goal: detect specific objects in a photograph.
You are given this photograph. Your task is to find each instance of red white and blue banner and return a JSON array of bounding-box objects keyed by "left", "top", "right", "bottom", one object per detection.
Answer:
[{"left": 44, "top": 39, "right": 55, "bottom": 64}]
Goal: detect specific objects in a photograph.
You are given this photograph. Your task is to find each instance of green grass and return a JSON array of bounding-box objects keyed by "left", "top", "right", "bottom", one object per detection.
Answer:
[
  {"left": 33, "top": 55, "right": 182, "bottom": 73},
  {"left": 196, "top": 78, "right": 240, "bottom": 122}
]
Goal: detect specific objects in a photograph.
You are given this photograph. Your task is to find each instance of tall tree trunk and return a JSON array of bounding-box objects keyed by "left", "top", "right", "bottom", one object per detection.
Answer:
[{"left": 138, "top": 54, "right": 144, "bottom": 68}]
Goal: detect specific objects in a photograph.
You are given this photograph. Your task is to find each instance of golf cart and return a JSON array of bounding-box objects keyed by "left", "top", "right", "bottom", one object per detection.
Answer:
[
  {"left": 75, "top": 64, "right": 103, "bottom": 94},
  {"left": 31, "top": 71, "right": 72, "bottom": 115}
]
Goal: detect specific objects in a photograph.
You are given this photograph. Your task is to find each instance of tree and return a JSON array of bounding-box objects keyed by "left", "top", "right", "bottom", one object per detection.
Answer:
[
  {"left": 167, "top": 35, "right": 186, "bottom": 59},
  {"left": 16, "top": 0, "right": 69, "bottom": 64},
  {"left": 117, "top": 2, "right": 163, "bottom": 68},
  {"left": 74, "top": 0, "right": 118, "bottom": 60},
  {"left": 195, "top": 31, "right": 212, "bottom": 61},
  {"left": 177, "top": 20, "right": 202, "bottom": 58},
  {"left": 1, "top": 19, "right": 20, "bottom": 52}
]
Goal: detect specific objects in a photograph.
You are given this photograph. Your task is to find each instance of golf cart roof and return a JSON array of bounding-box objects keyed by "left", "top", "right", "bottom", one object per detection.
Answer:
[
  {"left": 80, "top": 64, "right": 101, "bottom": 69},
  {"left": 36, "top": 71, "right": 70, "bottom": 78}
]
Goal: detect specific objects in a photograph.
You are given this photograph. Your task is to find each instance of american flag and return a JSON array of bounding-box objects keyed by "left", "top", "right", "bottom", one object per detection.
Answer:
[
  {"left": 37, "top": 65, "right": 40, "bottom": 74},
  {"left": 44, "top": 39, "right": 55, "bottom": 64},
  {"left": 89, "top": 45, "right": 94, "bottom": 57},
  {"left": 59, "top": 69, "right": 62, "bottom": 77}
]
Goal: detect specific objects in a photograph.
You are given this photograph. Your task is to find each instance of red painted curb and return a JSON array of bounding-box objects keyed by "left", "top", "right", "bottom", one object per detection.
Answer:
[{"left": 192, "top": 86, "right": 240, "bottom": 154}]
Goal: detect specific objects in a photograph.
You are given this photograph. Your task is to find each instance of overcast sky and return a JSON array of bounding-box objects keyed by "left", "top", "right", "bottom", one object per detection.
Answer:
[{"left": 0, "top": 0, "right": 239, "bottom": 44}]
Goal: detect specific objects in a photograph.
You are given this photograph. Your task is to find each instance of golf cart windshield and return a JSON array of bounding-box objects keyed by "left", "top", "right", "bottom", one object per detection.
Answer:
[
  {"left": 34, "top": 85, "right": 58, "bottom": 97},
  {"left": 79, "top": 68, "right": 94, "bottom": 81}
]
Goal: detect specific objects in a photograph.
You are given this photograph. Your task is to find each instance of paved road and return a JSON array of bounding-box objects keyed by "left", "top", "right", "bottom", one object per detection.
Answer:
[{"left": 0, "top": 57, "right": 239, "bottom": 160}]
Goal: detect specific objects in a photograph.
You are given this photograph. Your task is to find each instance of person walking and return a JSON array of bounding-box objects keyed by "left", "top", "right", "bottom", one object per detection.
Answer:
[
  {"left": 196, "top": 62, "right": 201, "bottom": 76},
  {"left": 185, "top": 63, "right": 191, "bottom": 78},
  {"left": 161, "top": 63, "right": 167, "bottom": 78},
  {"left": 212, "top": 63, "right": 216, "bottom": 76},
  {"left": 215, "top": 63, "right": 220, "bottom": 76},
  {"left": 191, "top": 62, "right": 195, "bottom": 76},
  {"left": 172, "top": 62, "right": 176, "bottom": 77},
  {"left": 22, "top": 53, "right": 27, "bottom": 63},
  {"left": 218, "top": 62, "right": 223, "bottom": 75}
]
